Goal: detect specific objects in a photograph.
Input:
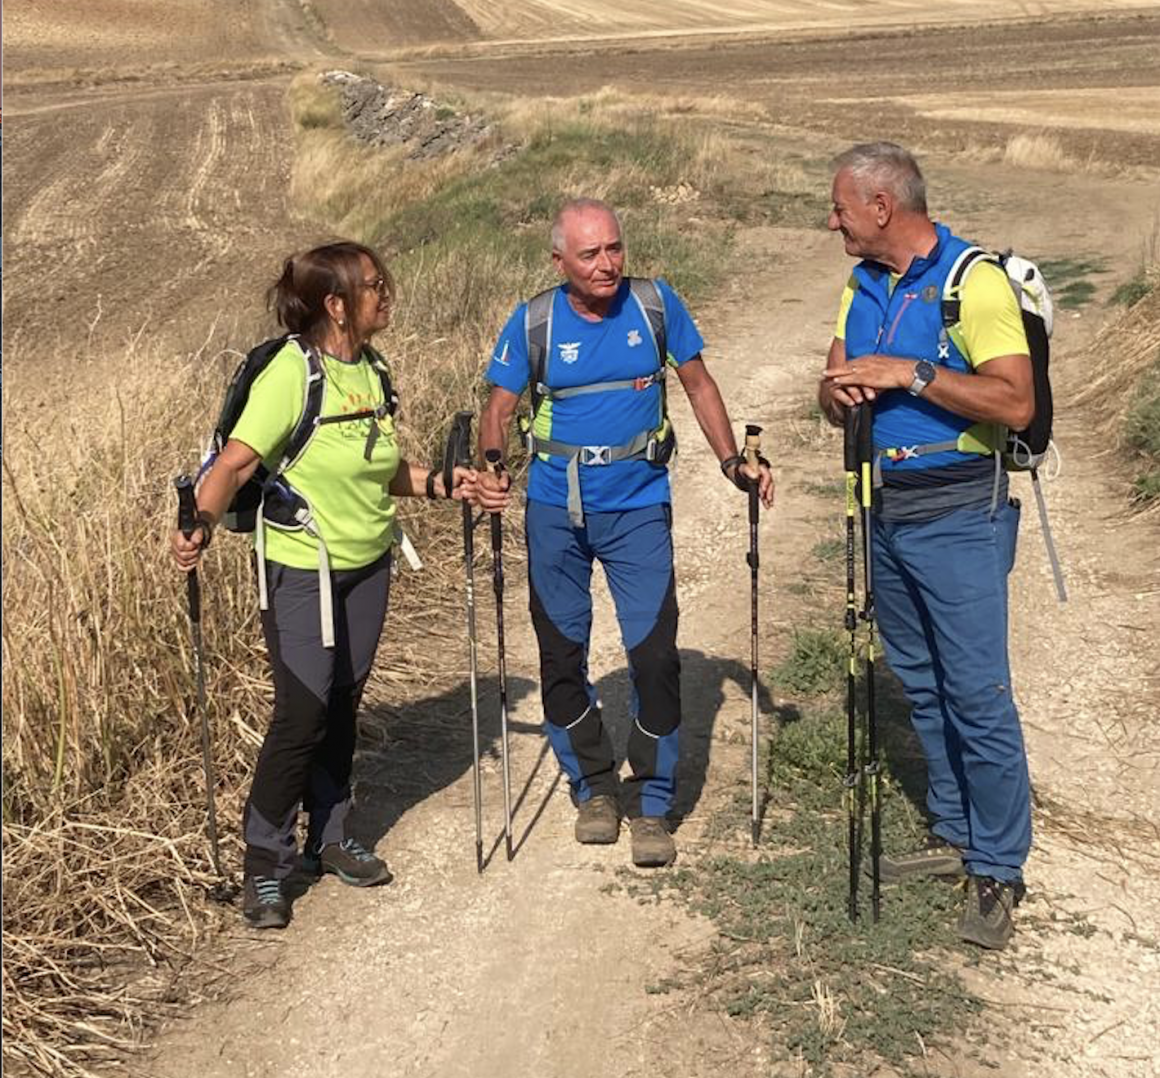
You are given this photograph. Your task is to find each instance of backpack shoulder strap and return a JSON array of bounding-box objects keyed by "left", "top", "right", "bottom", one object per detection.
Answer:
[
  {"left": 525, "top": 286, "right": 557, "bottom": 414},
  {"left": 627, "top": 277, "right": 668, "bottom": 369},
  {"left": 941, "top": 246, "right": 993, "bottom": 329},
  {"left": 363, "top": 344, "right": 399, "bottom": 417},
  {"left": 277, "top": 342, "right": 326, "bottom": 473}
]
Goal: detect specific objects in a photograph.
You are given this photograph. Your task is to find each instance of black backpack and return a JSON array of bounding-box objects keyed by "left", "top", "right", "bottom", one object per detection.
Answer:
[
  {"left": 942, "top": 247, "right": 1054, "bottom": 468},
  {"left": 200, "top": 334, "right": 399, "bottom": 532}
]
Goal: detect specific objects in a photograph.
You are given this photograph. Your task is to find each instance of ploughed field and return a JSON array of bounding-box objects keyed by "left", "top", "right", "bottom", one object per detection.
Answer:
[{"left": 4, "top": 3, "right": 1158, "bottom": 397}]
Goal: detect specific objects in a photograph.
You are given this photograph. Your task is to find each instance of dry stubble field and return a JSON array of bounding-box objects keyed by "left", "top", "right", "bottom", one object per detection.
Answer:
[{"left": 3, "top": 2, "right": 1159, "bottom": 1077}]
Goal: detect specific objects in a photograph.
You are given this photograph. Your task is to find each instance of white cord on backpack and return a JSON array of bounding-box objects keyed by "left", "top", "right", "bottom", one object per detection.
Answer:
[{"left": 1009, "top": 435, "right": 1062, "bottom": 480}]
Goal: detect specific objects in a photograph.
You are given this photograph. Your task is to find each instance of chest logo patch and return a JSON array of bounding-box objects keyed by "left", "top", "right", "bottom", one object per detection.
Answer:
[
  {"left": 559, "top": 341, "right": 581, "bottom": 364},
  {"left": 627, "top": 329, "right": 643, "bottom": 348},
  {"left": 922, "top": 285, "right": 939, "bottom": 303}
]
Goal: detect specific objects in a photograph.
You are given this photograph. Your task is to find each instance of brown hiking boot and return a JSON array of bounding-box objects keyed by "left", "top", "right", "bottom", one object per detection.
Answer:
[
  {"left": 878, "top": 833, "right": 965, "bottom": 883},
  {"left": 574, "top": 794, "right": 620, "bottom": 844},
  {"left": 630, "top": 816, "right": 676, "bottom": 867},
  {"left": 958, "top": 875, "right": 1024, "bottom": 950}
]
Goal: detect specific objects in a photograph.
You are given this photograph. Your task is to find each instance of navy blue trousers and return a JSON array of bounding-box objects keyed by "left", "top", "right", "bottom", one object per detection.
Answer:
[
  {"left": 526, "top": 501, "right": 680, "bottom": 819},
  {"left": 873, "top": 499, "right": 1031, "bottom": 882}
]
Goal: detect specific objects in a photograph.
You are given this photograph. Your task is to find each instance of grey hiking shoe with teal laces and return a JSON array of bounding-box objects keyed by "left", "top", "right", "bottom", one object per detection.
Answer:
[
  {"left": 958, "top": 875, "right": 1025, "bottom": 950},
  {"left": 304, "top": 838, "right": 393, "bottom": 887},
  {"left": 878, "top": 832, "right": 965, "bottom": 883},
  {"left": 243, "top": 875, "right": 290, "bottom": 930}
]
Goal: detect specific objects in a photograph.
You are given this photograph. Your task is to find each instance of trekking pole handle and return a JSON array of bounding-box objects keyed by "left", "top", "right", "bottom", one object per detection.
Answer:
[
  {"left": 854, "top": 402, "right": 874, "bottom": 466},
  {"left": 444, "top": 411, "right": 474, "bottom": 496},
  {"left": 484, "top": 449, "right": 505, "bottom": 546},
  {"left": 843, "top": 408, "right": 859, "bottom": 473},
  {"left": 174, "top": 475, "right": 202, "bottom": 625},
  {"left": 175, "top": 475, "right": 198, "bottom": 538},
  {"left": 743, "top": 425, "right": 763, "bottom": 525}
]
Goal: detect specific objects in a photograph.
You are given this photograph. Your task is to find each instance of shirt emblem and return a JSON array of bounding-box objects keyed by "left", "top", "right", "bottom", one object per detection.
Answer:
[
  {"left": 495, "top": 340, "right": 511, "bottom": 366},
  {"left": 627, "top": 329, "right": 643, "bottom": 348},
  {"left": 559, "top": 342, "right": 581, "bottom": 364}
]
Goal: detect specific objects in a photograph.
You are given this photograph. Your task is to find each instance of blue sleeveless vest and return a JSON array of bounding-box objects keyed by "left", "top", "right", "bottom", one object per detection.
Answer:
[{"left": 844, "top": 224, "right": 984, "bottom": 476}]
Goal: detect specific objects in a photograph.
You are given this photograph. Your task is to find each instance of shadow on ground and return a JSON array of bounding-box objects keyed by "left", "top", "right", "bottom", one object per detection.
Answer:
[{"left": 321, "top": 647, "right": 806, "bottom": 882}]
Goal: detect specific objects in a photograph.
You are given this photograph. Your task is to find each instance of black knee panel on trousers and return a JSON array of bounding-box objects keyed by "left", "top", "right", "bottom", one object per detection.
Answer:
[
  {"left": 530, "top": 581, "right": 592, "bottom": 728},
  {"left": 627, "top": 574, "right": 681, "bottom": 737}
]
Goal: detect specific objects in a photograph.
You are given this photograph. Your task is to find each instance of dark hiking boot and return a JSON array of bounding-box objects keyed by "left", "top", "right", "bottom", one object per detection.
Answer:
[
  {"left": 574, "top": 794, "right": 621, "bottom": 844},
  {"left": 243, "top": 875, "right": 290, "bottom": 930},
  {"left": 304, "top": 838, "right": 393, "bottom": 887},
  {"left": 630, "top": 817, "right": 676, "bottom": 868},
  {"left": 878, "top": 833, "right": 965, "bottom": 883},
  {"left": 958, "top": 875, "right": 1025, "bottom": 950}
]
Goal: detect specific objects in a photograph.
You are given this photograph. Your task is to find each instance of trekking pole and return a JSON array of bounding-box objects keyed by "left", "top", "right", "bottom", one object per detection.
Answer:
[
  {"left": 174, "top": 475, "right": 224, "bottom": 879},
  {"left": 843, "top": 410, "right": 860, "bottom": 922},
  {"left": 744, "top": 424, "right": 763, "bottom": 847},
  {"left": 484, "top": 449, "right": 514, "bottom": 862},
  {"left": 445, "top": 413, "right": 484, "bottom": 874},
  {"left": 853, "top": 404, "right": 882, "bottom": 922}
]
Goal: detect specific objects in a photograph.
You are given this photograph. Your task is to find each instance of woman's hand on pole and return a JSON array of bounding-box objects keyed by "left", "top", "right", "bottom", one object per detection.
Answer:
[
  {"left": 449, "top": 465, "right": 488, "bottom": 504},
  {"left": 170, "top": 521, "right": 210, "bottom": 573}
]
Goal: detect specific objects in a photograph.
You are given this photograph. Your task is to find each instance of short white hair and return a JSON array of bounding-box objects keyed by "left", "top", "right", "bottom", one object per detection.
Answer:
[
  {"left": 831, "top": 142, "right": 928, "bottom": 214},
  {"left": 551, "top": 198, "right": 622, "bottom": 253}
]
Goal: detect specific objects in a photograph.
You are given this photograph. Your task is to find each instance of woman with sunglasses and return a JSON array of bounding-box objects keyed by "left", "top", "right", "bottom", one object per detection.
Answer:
[{"left": 171, "top": 241, "right": 479, "bottom": 928}]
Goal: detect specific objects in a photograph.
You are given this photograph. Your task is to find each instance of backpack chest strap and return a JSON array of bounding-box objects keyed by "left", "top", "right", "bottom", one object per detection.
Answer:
[{"left": 535, "top": 369, "right": 665, "bottom": 402}]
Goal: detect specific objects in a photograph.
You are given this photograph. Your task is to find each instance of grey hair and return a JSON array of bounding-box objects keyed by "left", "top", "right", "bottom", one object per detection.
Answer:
[
  {"left": 830, "top": 142, "right": 928, "bottom": 215},
  {"left": 551, "top": 198, "right": 623, "bottom": 253}
]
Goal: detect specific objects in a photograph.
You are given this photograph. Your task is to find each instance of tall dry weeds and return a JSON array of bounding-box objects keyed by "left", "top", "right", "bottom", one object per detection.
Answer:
[{"left": 3, "top": 70, "right": 819, "bottom": 1075}]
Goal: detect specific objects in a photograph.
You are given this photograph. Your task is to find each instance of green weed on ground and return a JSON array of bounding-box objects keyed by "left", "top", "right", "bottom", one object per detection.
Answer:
[
  {"left": 626, "top": 706, "right": 989, "bottom": 1075},
  {"left": 619, "top": 626, "right": 990, "bottom": 1075},
  {"left": 1037, "top": 256, "right": 1108, "bottom": 308},
  {"left": 1123, "top": 355, "right": 1160, "bottom": 502},
  {"left": 770, "top": 628, "right": 846, "bottom": 697}
]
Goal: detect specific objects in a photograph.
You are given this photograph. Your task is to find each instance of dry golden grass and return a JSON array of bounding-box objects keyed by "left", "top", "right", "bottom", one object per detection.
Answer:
[{"left": 1, "top": 68, "right": 815, "bottom": 1075}]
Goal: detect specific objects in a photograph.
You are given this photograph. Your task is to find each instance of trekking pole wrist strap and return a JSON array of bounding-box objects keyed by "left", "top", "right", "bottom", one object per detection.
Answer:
[
  {"left": 192, "top": 512, "right": 215, "bottom": 549},
  {"left": 425, "top": 468, "right": 441, "bottom": 501}
]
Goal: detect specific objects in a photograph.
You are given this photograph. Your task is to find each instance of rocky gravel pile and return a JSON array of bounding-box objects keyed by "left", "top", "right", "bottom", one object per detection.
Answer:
[{"left": 321, "top": 70, "right": 494, "bottom": 159}]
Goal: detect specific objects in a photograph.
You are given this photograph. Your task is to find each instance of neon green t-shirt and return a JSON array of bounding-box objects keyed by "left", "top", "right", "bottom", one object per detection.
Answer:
[
  {"left": 230, "top": 340, "right": 402, "bottom": 571},
  {"left": 833, "top": 260, "right": 1028, "bottom": 366}
]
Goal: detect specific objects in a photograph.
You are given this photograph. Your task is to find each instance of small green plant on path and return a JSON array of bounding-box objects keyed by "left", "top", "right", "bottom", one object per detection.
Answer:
[{"left": 770, "top": 628, "right": 846, "bottom": 697}]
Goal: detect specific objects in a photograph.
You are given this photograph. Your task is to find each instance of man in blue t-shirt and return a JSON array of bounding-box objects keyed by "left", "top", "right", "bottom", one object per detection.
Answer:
[{"left": 477, "top": 197, "right": 773, "bottom": 868}]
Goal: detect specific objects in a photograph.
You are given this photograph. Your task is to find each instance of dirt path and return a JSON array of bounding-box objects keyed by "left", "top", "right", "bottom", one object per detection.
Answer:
[
  {"left": 4, "top": 7, "right": 1158, "bottom": 1075},
  {"left": 147, "top": 157, "right": 1160, "bottom": 1075}
]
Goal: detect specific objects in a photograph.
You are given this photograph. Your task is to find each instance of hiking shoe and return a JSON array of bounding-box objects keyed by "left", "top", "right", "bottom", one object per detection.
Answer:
[
  {"left": 574, "top": 794, "right": 621, "bottom": 844},
  {"left": 243, "top": 875, "right": 290, "bottom": 930},
  {"left": 878, "top": 833, "right": 965, "bottom": 883},
  {"left": 630, "top": 817, "right": 676, "bottom": 868},
  {"left": 304, "top": 838, "right": 393, "bottom": 887},
  {"left": 958, "top": 875, "right": 1024, "bottom": 950}
]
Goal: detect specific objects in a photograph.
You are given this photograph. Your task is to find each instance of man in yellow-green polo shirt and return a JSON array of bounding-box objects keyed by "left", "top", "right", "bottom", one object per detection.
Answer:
[{"left": 818, "top": 142, "right": 1034, "bottom": 950}]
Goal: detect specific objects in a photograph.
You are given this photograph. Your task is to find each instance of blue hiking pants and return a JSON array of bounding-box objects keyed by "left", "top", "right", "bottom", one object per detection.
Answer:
[
  {"left": 872, "top": 499, "right": 1031, "bottom": 883},
  {"left": 526, "top": 500, "right": 680, "bottom": 820}
]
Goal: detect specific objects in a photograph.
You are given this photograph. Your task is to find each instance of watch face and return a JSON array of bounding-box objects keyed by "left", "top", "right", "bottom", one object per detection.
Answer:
[{"left": 916, "top": 360, "right": 936, "bottom": 382}]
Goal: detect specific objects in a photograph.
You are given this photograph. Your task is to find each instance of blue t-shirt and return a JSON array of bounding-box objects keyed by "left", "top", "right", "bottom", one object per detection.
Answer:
[{"left": 486, "top": 278, "right": 704, "bottom": 512}]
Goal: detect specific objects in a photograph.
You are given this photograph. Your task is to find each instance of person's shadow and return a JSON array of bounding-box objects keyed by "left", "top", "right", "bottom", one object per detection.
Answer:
[
  {"left": 312, "top": 646, "right": 803, "bottom": 891},
  {"left": 591, "top": 648, "right": 801, "bottom": 835}
]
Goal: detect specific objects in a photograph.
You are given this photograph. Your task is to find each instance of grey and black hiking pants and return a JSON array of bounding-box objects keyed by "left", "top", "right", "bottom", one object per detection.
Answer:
[{"left": 243, "top": 550, "right": 392, "bottom": 880}]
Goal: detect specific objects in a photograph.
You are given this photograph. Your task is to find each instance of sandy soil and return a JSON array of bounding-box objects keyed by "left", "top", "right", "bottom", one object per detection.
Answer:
[{"left": 3, "top": 3, "right": 1159, "bottom": 1077}]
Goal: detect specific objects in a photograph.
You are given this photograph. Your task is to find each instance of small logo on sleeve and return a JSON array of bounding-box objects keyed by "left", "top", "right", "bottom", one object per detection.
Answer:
[
  {"left": 627, "top": 329, "right": 643, "bottom": 347},
  {"left": 494, "top": 340, "right": 511, "bottom": 366},
  {"left": 559, "top": 342, "right": 581, "bottom": 363}
]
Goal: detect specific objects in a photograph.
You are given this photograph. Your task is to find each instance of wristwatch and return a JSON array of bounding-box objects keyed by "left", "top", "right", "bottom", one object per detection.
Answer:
[{"left": 908, "top": 359, "right": 937, "bottom": 397}]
